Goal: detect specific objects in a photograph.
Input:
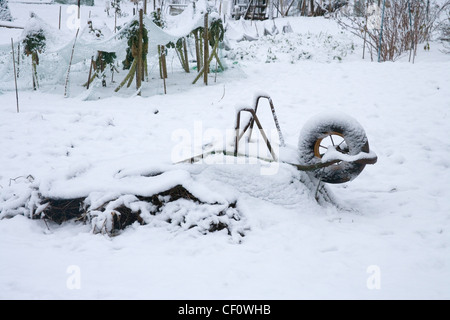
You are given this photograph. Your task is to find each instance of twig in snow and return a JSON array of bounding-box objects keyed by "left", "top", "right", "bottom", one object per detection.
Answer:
[{"left": 218, "top": 85, "right": 226, "bottom": 102}]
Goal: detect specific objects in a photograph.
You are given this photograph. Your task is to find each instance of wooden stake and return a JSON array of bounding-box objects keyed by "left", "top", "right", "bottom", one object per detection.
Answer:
[
  {"left": 183, "top": 37, "right": 190, "bottom": 73},
  {"left": 192, "top": 40, "right": 220, "bottom": 84},
  {"left": 377, "top": 0, "right": 387, "bottom": 63},
  {"left": 194, "top": 30, "right": 201, "bottom": 72},
  {"left": 136, "top": 9, "right": 143, "bottom": 95},
  {"left": 214, "top": 59, "right": 218, "bottom": 83},
  {"left": 203, "top": 13, "right": 209, "bottom": 85},
  {"left": 17, "top": 43, "right": 20, "bottom": 78},
  {"left": 11, "top": 38, "right": 19, "bottom": 113},
  {"left": 362, "top": 1, "right": 368, "bottom": 60},
  {"left": 64, "top": 28, "right": 80, "bottom": 98},
  {"left": 161, "top": 45, "right": 167, "bottom": 94},
  {"left": 158, "top": 45, "right": 163, "bottom": 79},
  {"left": 115, "top": 59, "right": 137, "bottom": 92},
  {"left": 86, "top": 56, "right": 94, "bottom": 89},
  {"left": 31, "top": 52, "right": 38, "bottom": 90},
  {"left": 114, "top": 10, "right": 117, "bottom": 33},
  {"left": 144, "top": 57, "right": 148, "bottom": 81},
  {"left": 408, "top": 1, "right": 413, "bottom": 62},
  {"left": 59, "top": 6, "right": 61, "bottom": 30}
]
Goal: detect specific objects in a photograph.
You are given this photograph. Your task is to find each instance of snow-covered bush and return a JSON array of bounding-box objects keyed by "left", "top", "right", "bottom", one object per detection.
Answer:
[
  {"left": 0, "top": 0, "right": 12, "bottom": 21},
  {"left": 84, "top": 20, "right": 118, "bottom": 87},
  {"left": 225, "top": 31, "right": 355, "bottom": 64}
]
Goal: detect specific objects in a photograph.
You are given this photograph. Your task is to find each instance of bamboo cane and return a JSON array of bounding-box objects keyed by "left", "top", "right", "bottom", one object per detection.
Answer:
[
  {"left": 127, "top": 60, "right": 137, "bottom": 87},
  {"left": 86, "top": 56, "right": 94, "bottom": 89},
  {"left": 11, "top": 38, "right": 19, "bottom": 113},
  {"left": 17, "top": 43, "right": 20, "bottom": 78},
  {"left": 136, "top": 9, "right": 143, "bottom": 95},
  {"left": 192, "top": 39, "right": 220, "bottom": 84},
  {"left": 64, "top": 28, "right": 80, "bottom": 98},
  {"left": 183, "top": 37, "right": 190, "bottom": 73},
  {"left": 114, "top": 59, "right": 137, "bottom": 92},
  {"left": 158, "top": 45, "right": 163, "bottom": 79},
  {"left": 198, "top": 29, "right": 203, "bottom": 71},
  {"left": 143, "top": 57, "right": 148, "bottom": 81},
  {"left": 161, "top": 45, "right": 167, "bottom": 94},
  {"left": 162, "top": 46, "right": 167, "bottom": 79},
  {"left": 363, "top": 2, "right": 368, "bottom": 59},
  {"left": 377, "top": 0, "right": 386, "bottom": 63},
  {"left": 31, "top": 52, "right": 38, "bottom": 90},
  {"left": 194, "top": 30, "right": 201, "bottom": 72},
  {"left": 203, "top": 13, "right": 209, "bottom": 85}
]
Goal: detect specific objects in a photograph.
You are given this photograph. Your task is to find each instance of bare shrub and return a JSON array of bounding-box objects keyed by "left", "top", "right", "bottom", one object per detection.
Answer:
[
  {"left": 437, "top": 7, "right": 450, "bottom": 53},
  {"left": 335, "top": 0, "right": 450, "bottom": 61}
]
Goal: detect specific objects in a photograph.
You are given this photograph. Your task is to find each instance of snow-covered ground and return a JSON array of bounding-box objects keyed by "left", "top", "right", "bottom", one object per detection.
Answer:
[{"left": 1, "top": 1, "right": 450, "bottom": 299}]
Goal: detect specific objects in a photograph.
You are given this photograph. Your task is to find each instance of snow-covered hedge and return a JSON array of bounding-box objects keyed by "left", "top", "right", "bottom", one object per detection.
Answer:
[{"left": 225, "top": 31, "right": 356, "bottom": 64}]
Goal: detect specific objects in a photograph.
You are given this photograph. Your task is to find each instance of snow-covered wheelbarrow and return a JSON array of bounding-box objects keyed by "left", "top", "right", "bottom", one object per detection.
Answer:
[{"left": 180, "top": 94, "right": 377, "bottom": 186}]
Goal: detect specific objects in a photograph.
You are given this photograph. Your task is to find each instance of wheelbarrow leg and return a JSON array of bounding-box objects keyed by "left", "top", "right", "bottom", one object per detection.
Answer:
[
  {"left": 234, "top": 108, "right": 278, "bottom": 161},
  {"left": 247, "top": 95, "right": 285, "bottom": 147}
]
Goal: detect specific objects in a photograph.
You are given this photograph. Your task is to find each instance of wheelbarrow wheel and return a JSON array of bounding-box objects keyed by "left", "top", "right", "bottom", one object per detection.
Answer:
[{"left": 298, "top": 112, "right": 370, "bottom": 184}]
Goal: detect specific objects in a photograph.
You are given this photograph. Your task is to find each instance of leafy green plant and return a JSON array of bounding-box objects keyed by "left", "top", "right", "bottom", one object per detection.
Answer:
[
  {"left": 22, "top": 13, "right": 46, "bottom": 90},
  {"left": 120, "top": 20, "right": 148, "bottom": 70},
  {"left": 115, "top": 18, "right": 148, "bottom": 92}
]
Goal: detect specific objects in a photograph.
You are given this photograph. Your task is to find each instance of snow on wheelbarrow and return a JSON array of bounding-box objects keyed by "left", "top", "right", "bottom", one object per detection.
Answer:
[{"left": 179, "top": 93, "right": 377, "bottom": 188}]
